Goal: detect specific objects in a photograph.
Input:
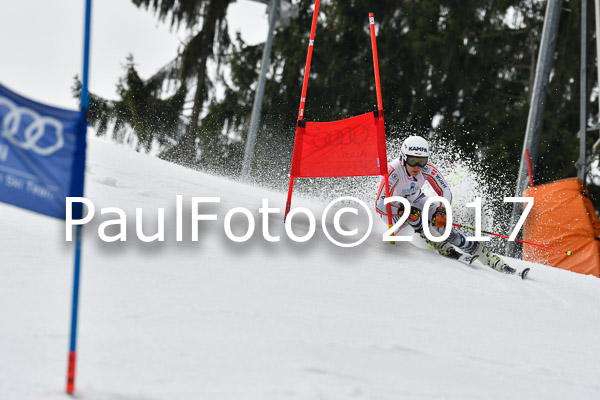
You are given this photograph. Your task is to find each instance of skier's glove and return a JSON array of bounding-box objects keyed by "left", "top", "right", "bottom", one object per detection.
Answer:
[
  {"left": 431, "top": 206, "right": 447, "bottom": 228},
  {"left": 407, "top": 207, "right": 421, "bottom": 223}
]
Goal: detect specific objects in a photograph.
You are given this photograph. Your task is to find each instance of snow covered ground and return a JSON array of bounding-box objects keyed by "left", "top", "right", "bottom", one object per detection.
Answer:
[{"left": 2, "top": 139, "right": 600, "bottom": 400}]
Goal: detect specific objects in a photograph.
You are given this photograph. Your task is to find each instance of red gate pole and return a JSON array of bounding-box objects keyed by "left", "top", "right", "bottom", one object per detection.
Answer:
[
  {"left": 369, "top": 13, "right": 394, "bottom": 240},
  {"left": 286, "top": 0, "right": 321, "bottom": 220},
  {"left": 369, "top": 13, "right": 383, "bottom": 113},
  {"left": 285, "top": 177, "right": 295, "bottom": 220},
  {"left": 525, "top": 148, "right": 535, "bottom": 187},
  {"left": 298, "top": 0, "right": 321, "bottom": 121}
]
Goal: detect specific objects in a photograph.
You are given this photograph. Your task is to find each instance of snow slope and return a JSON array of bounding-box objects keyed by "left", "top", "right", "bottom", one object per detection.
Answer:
[{"left": 1, "top": 139, "right": 600, "bottom": 400}]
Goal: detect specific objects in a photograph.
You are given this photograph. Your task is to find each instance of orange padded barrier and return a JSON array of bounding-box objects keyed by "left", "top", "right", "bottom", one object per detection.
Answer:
[{"left": 522, "top": 178, "right": 600, "bottom": 277}]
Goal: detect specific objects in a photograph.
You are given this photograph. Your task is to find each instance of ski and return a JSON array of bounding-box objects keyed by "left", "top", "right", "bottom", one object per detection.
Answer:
[
  {"left": 419, "top": 235, "right": 527, "bottom": 278},
  {"left": 518, "top": 268, "right": 530, "bottom": 279},
  {"left": 420, "top": 235, "right": 478, "bottom": 266},
  {"left": 437, "top": 246, "right": 479, "bottom": 266},
  {"left": 496, "top": 264, "right": 530, "bottom": 279},
  {"left": 473, "top": 246, "right": 531, "bottom": 280},
  {"left": 435, "top": 244, "right": 530, "bottom": 279}
]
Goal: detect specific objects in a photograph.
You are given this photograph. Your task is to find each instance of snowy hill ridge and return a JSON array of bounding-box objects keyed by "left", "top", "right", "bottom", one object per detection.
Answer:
[{"left": 2, "top": 139, "right": 600, "bottom": 400}]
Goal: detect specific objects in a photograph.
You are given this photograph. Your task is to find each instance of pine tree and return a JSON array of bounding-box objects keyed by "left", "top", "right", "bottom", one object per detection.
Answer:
[
  {"left": 144, "top": 0, "right": 234, "bottom": 166},
  {"left": 209, "top": 0, "right": 588, "bottom": 190},
  {"left": 73, "top": 55, "right": 186, "bottom": 152},
  {"left": 82, "top": 0, "right": 234, "bottom": 167}
]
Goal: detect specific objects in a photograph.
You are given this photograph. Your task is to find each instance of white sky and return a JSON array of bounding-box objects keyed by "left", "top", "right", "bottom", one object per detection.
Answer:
[{"left": 0, "top": 0, "right": 270, "bottom": 109}]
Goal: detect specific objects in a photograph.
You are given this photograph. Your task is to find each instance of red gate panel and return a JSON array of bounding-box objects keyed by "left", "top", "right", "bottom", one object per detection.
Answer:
[{"left": 290, "top": 111, "right": 387, "bottom": 178}]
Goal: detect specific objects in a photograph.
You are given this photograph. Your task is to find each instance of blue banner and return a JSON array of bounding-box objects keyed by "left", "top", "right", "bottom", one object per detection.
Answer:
[{"left": 0, "top": 82, "right": 86, "bottom": 219}]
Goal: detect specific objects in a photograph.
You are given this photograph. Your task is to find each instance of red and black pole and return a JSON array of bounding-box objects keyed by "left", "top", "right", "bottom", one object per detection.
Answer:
[
  {"left": 285, "top": 0, "right": 321, "bottom": 220},
  {"left": 369, "top": 13, "right": 394, "bottom": 239}
]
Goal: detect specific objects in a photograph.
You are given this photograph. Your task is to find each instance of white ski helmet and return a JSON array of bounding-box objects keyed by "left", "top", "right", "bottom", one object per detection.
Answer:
[{"left": 400, "top": 135, "right": 429, "bottom": 167}]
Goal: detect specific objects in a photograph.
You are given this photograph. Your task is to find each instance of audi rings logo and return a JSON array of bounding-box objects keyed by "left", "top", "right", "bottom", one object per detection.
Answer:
[
  {"left": 0, "top": 96, "right": 64, "bottom": 156},
  {"left": 310, "top": 123, "right": 370, "bottom": 148}
]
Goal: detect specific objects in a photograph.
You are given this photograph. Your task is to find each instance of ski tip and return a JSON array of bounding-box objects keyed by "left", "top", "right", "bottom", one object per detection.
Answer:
[
  {"left": 519, "top": 268, "right": 531, "bottom": 279},
  {"left": 469, "top": 255, "right": 479, "bottom": 265}
]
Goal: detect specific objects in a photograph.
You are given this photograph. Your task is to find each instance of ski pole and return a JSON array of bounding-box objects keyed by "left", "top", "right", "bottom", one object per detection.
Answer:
[{"left": 452, "top": 223, "right": 573, "bottom": 255}]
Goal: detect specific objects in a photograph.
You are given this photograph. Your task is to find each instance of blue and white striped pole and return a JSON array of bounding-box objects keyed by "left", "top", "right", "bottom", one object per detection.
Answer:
[{"left": 67, "top": 0, "right": 91, "bottom": 394}]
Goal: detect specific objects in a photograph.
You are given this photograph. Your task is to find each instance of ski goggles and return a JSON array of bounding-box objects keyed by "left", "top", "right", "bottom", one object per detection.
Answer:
[{"left": 405, "top": 156, "right": 428, "bottom": 168}]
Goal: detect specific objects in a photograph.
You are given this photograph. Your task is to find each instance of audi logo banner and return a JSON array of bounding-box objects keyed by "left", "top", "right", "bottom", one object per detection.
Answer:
[{"left": 0, "top": 82, "right": 87, "bottom": 219}]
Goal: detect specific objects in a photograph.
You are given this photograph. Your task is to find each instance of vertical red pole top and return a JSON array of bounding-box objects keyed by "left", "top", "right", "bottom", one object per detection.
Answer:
[
  {"left": 298, "top": 0, "right": 321, "bottom": 121},
  {"left": 369, "top": 13, "right": 384, "bottom": 112},
  {"left": 525, "top": 148, "right": 535, "bottom": 187}
]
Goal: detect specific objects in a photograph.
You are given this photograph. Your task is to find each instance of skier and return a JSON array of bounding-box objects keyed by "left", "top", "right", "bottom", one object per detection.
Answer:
[{"left": 375, "top": 135, "right": 516, "bottom": 274}]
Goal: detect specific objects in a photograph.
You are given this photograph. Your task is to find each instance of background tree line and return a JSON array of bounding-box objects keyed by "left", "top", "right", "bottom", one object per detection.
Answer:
[{"left": 78, "top": 0, "right": 599, "bottom": 205}]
